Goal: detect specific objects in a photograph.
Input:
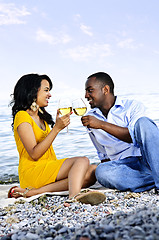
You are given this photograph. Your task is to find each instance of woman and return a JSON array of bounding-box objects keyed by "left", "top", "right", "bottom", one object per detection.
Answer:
[{"left": 8, "top": 73, "right": 106, "bottom": 205}]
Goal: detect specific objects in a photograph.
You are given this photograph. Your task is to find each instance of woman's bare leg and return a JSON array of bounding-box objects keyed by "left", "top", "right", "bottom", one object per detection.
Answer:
[
  {"left": 11, "top": 158, "right": 97, "bottom": 198},
  {"left": 82, "top": 164, "right": 97, "bottom": 188},
  {"left": 56, "top": 156, "right": 90, "bottom": 198},
  {"left": 10, "top": 178, "right": 69, "bottom": 198}
]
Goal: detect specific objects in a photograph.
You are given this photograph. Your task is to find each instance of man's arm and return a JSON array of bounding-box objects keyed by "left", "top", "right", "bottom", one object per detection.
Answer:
[{"left": 81, "top": 115, "right": 132, "bottom": 143}]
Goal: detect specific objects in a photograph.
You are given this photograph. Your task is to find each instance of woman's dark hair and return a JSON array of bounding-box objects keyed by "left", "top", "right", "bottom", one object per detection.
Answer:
[{"left": 10, "top": 73, "right": 55, "bottom": 129}]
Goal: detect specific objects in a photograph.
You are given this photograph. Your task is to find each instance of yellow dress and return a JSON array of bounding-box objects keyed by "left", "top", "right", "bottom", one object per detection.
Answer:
[{"left": 14, "top": 110, "right": 66, "bottom": 189}]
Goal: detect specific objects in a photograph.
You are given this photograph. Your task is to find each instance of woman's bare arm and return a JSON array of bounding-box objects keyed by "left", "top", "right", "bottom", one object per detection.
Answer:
[{"left": 17, "top": 112, "right": 71, "bottom": 160}]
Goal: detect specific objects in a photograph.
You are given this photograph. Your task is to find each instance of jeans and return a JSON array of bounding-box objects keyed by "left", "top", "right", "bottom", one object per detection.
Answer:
[{"left": 95, "top": 117, "right": 159, "bottom": 192}]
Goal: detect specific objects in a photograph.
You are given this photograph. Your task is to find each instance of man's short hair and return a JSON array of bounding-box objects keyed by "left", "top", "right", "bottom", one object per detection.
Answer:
[{"left": 88, "top": 72, "right": 114, "bottom": 94}]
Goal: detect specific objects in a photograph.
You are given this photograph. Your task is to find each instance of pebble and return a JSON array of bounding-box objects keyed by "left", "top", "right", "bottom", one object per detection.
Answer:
[{"left": 0, "top": 189, "right": 159, "bottom": 239}]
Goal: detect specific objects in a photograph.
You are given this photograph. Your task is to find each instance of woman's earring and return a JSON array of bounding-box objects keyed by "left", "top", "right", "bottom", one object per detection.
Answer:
[
  {"left": 30, "top": 99, "right": 39, "bottom": 112},
  {"left": 38, "top": 108, "right": 44, "bottom": 114}
]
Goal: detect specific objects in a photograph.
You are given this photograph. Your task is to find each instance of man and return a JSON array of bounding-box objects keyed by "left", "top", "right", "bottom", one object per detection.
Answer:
[{"left": 81, "top": 72, "right": 159, "bottom": 193}]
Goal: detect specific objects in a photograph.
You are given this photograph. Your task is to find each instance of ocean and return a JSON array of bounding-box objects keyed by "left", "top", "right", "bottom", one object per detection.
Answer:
[{"left": 0, "top": 93, "right": 159, "bottom": 183}]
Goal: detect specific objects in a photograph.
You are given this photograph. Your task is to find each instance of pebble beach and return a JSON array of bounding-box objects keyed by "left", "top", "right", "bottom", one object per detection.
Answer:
[
  {"left": 1, "top": 95, "right": 159, "bottom": 240},
  {"left": 1, "top": 188, "right": 159, "bottom": 240}
]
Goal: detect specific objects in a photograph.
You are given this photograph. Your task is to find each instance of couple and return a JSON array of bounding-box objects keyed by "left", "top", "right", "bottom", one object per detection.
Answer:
[{"left": 8, "top": 72, "right": 159, "bottom": 205}]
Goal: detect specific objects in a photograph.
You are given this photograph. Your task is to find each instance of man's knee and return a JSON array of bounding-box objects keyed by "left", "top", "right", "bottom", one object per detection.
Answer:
[
  {"left": 134, "top": 117, "right": 157, "bottom": 140},
  {"left": 135, "top": 117, "right": 156, "bottom": 130}
]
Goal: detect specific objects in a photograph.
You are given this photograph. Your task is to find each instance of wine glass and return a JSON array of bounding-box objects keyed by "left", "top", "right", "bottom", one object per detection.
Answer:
[
  {"left": 58, "top": 98, "right": 72, "bottom": 133},
  {"left": 72, "top": 98, "right": 87, "bottom": 116},
  {"left": 72, "top": 98, "right": 91, "bottom": 133}
]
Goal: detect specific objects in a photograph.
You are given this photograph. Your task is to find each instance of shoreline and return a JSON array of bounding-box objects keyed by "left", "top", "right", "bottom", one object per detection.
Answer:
[{"left": 1, "top": 186, "right": 159, "bottom": 239}]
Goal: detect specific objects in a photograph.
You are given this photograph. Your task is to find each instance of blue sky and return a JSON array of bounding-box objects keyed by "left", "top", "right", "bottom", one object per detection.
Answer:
[{"left": 1, "top": 0, "right": 159, "bottom": 101}]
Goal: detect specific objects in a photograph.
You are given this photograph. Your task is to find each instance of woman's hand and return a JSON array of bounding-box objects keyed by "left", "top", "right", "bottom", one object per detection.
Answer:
[{"left": 54, "top": 110, "right": 72, "bottom": 132}]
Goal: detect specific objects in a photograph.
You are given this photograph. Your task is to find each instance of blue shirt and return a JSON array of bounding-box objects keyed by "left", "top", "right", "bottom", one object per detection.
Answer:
[{"left": 87, "top": 96, "right": 146, "bottom": 161}]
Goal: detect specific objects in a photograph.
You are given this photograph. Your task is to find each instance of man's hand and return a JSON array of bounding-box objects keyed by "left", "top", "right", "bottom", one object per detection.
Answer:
[
  {"left": 81, "top": 115, "right": 102, "bottom": 129},
  {"left": 81, "top": 114, "right": 132, "bottom": 143}
]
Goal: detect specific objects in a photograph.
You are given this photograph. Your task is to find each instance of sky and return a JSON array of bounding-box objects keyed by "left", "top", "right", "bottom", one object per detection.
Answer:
[{"left": 0, "top": 0, "right": 159, "bottom": 102}]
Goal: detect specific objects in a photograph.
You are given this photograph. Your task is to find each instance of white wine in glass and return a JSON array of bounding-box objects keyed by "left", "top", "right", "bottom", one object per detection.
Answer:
[
  {"left": 59, "top": 107, "right": 72, "bottom": 116},
  {"left": 72, "top": 98, "right": 91, "bottom": 133},
  {"left": 72, "top": 98, "right": 87, "bottom": 116},
  {"left": 58, "top": 98, "right": 72, "bottom": 133},
  {"left": 73, "top": 107, "right": 87, "bottom": 116}
]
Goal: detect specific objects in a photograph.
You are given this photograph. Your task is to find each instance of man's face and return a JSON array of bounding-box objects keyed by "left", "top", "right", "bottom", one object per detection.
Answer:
[{"left": 85, "top": 77, "right": 105, "bottom": 109}]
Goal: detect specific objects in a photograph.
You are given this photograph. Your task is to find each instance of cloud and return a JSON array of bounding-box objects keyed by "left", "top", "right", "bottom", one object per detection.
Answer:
[
  {"left": 0, "top": 3, "right": 30, "bottom": 25},
  {"left": 62, "top": 43, "right": 112, "bottom": 61},
  {"left": 36, "top": 29, "right": 72, "bottom": 45},
  {"left": 117, "top": 38, "right": 137, "bottom": 49},
  {"left": 153, "top": 50, "right": 159, "bottom": 55},
  {"left": 61, "top": 34, "right": 72, "bottom": 44},
  {"left": 74, "top": 13, "right": 81, "bottom": 21},
  {"left": 36, "top": 29, "right": 56, "bottom": 44},
  {"left": 80, "top": 24, "right": 93, "bottom": 36}
]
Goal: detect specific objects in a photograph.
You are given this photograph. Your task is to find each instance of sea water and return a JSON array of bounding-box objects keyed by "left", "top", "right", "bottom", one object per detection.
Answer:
[{"left": 0, "top": 93, "right": 159, "bottom": 182}]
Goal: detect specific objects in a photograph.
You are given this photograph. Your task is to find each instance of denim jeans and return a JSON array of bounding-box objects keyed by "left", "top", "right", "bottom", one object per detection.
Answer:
[{"left": 95, "top": 117, "right": 159, "bottom": 192}]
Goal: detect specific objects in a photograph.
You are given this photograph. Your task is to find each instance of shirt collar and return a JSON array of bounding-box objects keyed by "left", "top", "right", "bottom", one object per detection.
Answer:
[
  {"left": 114, "top": 96, "right": 125, "bottom": 108},
  {"left": 88, "top": 96, "right": 124, "bottom": 115}
]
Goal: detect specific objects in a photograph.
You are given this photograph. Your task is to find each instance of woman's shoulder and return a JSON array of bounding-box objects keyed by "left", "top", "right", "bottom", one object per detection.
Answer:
[
  {"left": 15, "top": 110, "right": 31, "bottom": 119},
  {"left": 14, "top": 110, "right": 32, "bottom": 128}
]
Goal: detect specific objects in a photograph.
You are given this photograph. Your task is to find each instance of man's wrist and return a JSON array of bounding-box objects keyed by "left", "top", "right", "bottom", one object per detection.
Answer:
[{"left": 101, "top": 158, "right": 110, "bottom": 163}]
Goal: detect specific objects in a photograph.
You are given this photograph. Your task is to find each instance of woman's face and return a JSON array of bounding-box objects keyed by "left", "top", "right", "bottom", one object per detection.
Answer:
[{"left": 36, "top": 79, "right": 52, "bottom": 107}]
